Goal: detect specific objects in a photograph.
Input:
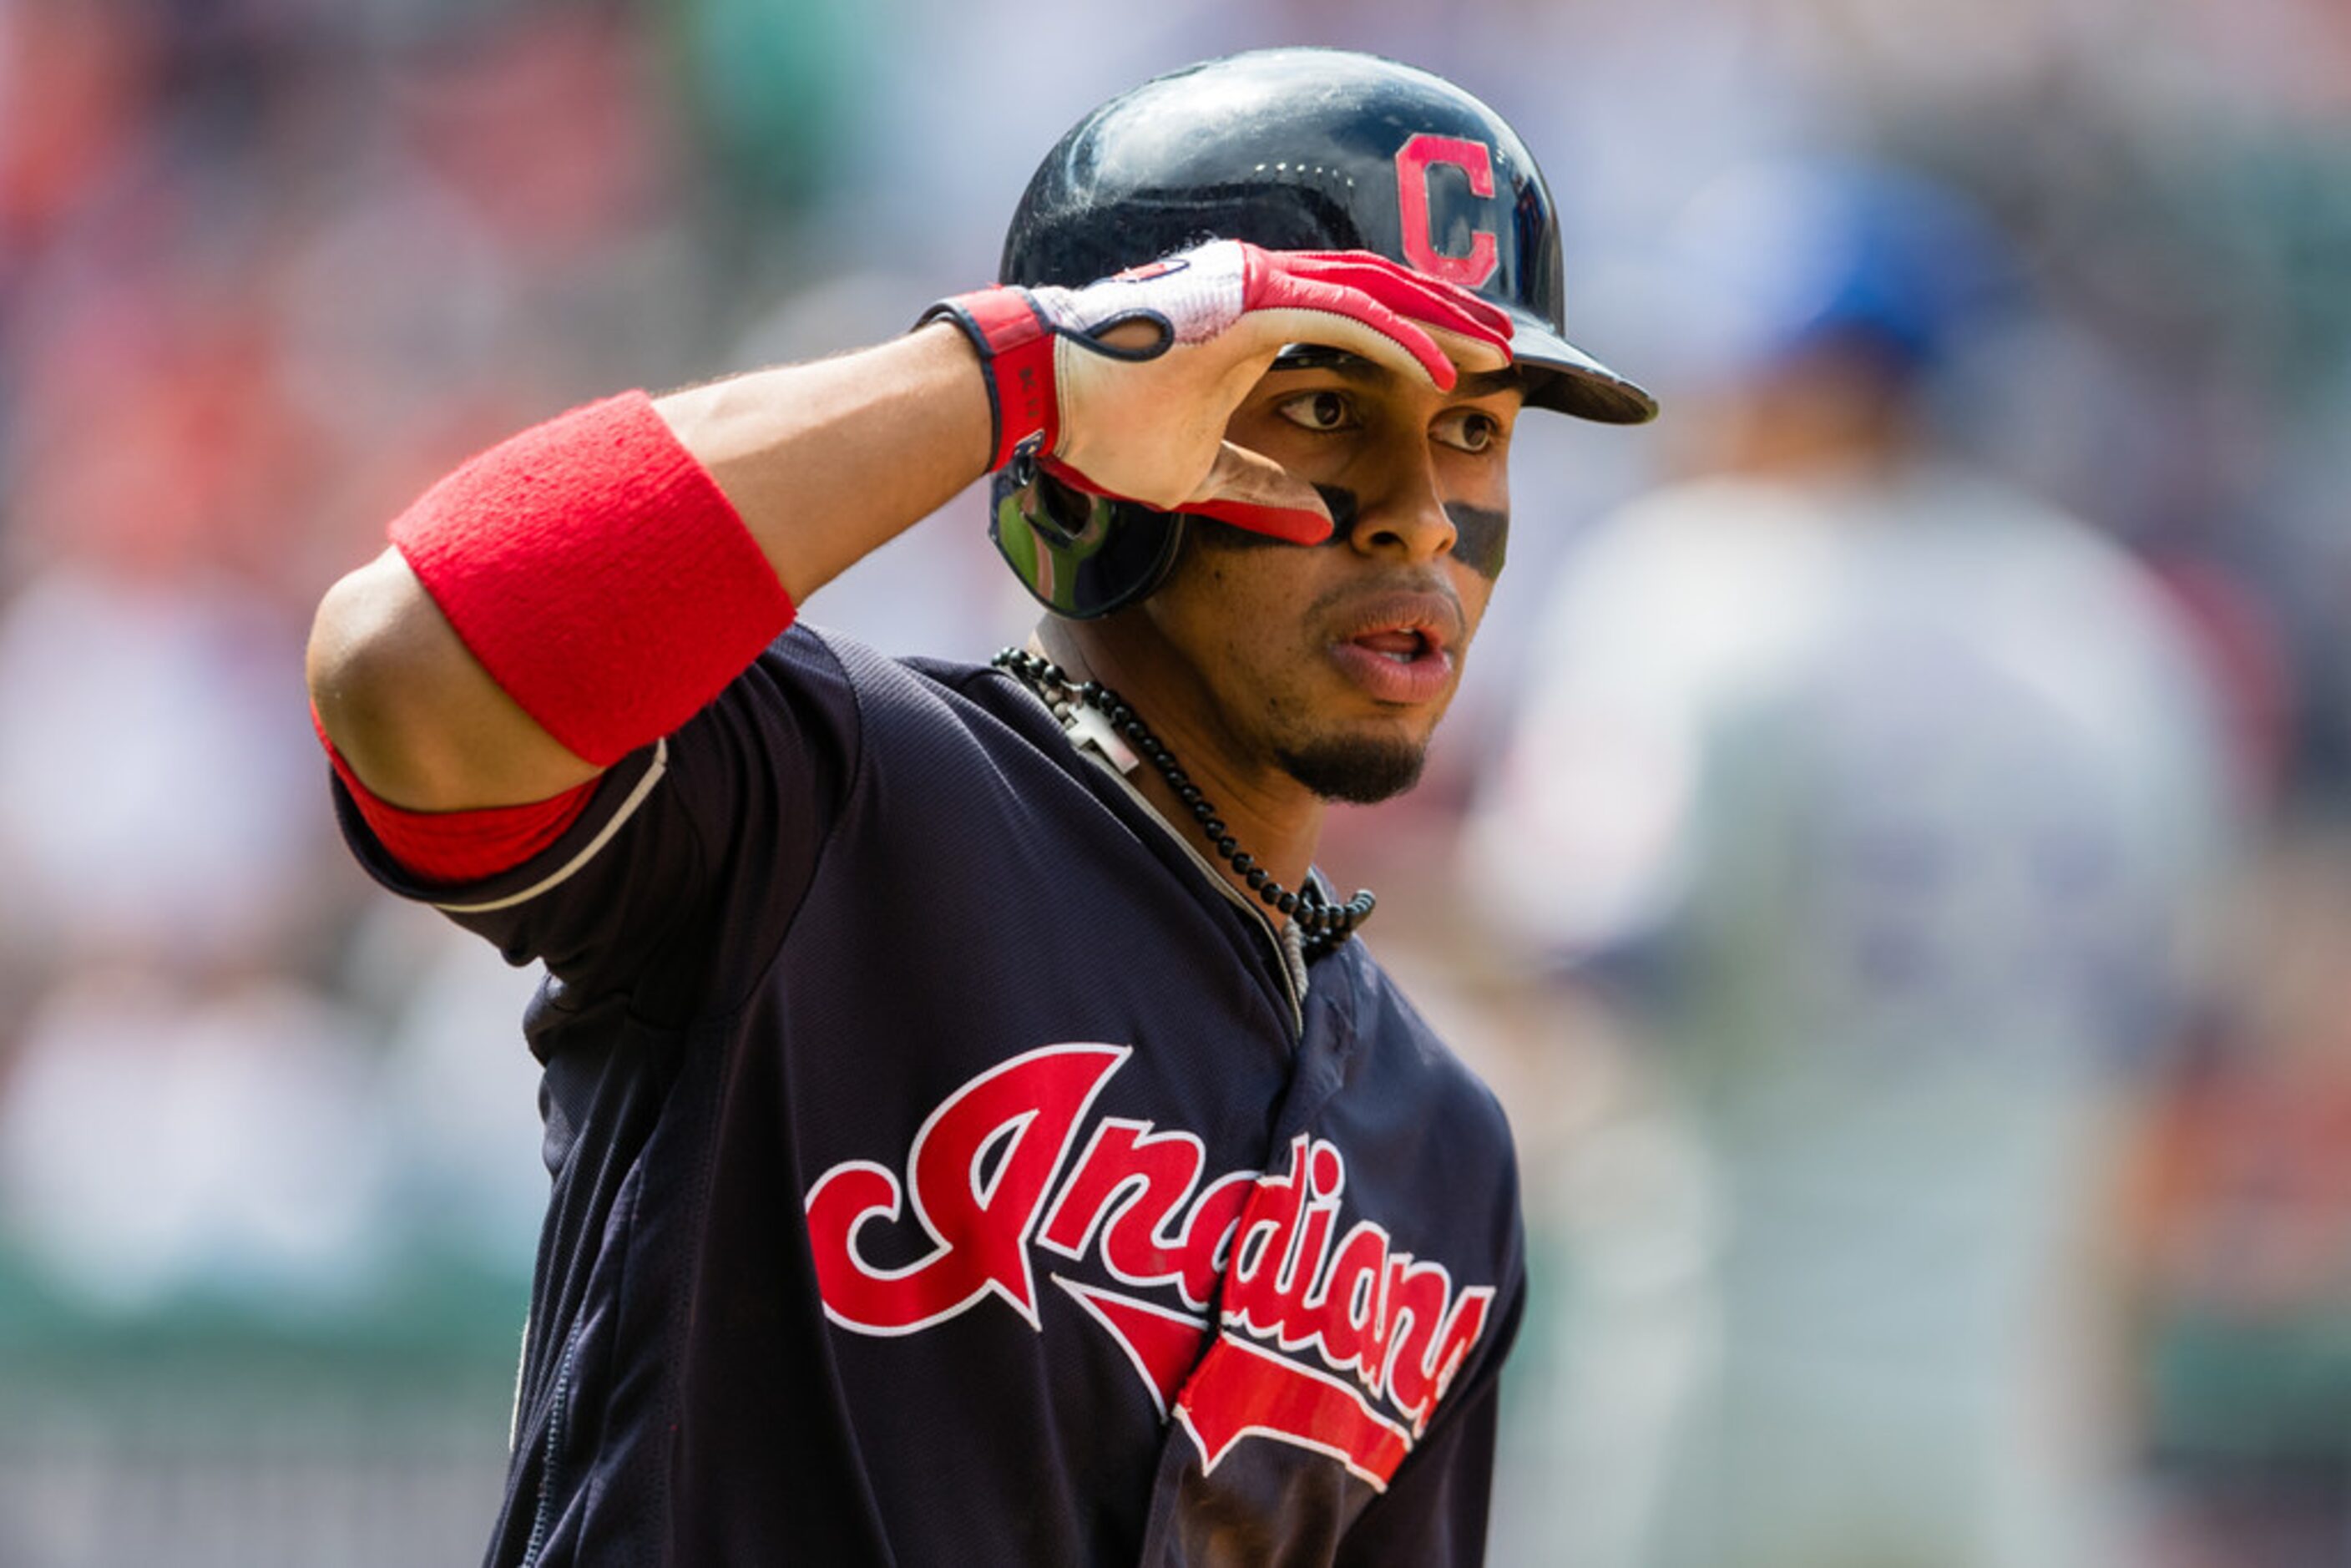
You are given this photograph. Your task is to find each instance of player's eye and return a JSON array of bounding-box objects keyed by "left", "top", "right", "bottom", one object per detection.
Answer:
[
  {"left": 1274, "top": 389, "right": 1358, "bottom": 432},
  {"left": 1433, "top": 408, "right": 1505, "bottom": 454}
]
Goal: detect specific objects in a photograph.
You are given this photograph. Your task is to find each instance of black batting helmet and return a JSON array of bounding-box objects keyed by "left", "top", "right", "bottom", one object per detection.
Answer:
[{"left": 989, "top": 48, "right": 1656, "bottom": 618}]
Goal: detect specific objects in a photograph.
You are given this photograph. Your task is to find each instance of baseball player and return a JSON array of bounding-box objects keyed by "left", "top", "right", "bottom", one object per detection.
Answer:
[{"left": 306, "top": 49, "right": 1652, "bottom": 1565}]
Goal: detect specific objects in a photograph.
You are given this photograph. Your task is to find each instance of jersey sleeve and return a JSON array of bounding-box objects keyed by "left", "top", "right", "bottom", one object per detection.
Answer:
[{"left": 328, "top": 625, "right": 862, "bottom": 1026}]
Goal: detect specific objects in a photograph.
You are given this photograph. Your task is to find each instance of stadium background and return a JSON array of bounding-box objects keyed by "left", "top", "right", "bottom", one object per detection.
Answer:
[{"left": 0, "top": 0, "right": 2344, "bottom": 1563}]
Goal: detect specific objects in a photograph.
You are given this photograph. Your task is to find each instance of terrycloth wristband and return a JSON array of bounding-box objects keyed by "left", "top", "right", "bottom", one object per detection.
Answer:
[{"left": 389, "top": 391, "right": 795, "bottom": 767}]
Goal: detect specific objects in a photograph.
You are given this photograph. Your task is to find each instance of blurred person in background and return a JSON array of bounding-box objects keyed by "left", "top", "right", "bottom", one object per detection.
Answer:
[{"left": 1465, "top": 159, "right": 2242, "bottom": 1567}]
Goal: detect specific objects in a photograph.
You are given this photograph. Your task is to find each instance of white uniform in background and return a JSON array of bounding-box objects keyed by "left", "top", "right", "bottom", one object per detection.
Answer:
[{"left": 1472, "top": 463, "right": 2237, "bottom": 1568}]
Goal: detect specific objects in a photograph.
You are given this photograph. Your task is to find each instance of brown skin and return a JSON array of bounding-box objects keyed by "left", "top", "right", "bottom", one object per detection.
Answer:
[
  {"left": 307, "top": 321, "right": 1519, "bottom": 925},
  {"left": 1040, "top": 362, "right": 1521, "bottom": 905}
]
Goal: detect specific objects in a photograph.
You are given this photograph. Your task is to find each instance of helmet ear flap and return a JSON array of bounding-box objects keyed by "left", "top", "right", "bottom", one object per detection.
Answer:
[{"left": 988, "top": 458, "right": 1187, "bottom": 619}]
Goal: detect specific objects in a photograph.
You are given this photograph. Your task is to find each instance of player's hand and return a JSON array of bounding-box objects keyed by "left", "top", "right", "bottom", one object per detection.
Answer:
[{"left": 922, "top": 240, "right": 1515, "bottom": 543}]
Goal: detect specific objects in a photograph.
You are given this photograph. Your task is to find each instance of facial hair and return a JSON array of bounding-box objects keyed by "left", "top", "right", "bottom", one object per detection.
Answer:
[
  {"left": 1190, "top": 489, "right": 1490, "bottom": 802},
  {"left": 1275, "top": 733, "right": 1429, "bottom": 804}
]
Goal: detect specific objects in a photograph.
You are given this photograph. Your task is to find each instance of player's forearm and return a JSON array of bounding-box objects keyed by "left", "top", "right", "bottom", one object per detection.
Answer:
[
  {"left": 308, "top": 325, "right": 991, "bottom": 812},
  {"left": 656, "top": 321, "right": 991, "bottom": 603}
]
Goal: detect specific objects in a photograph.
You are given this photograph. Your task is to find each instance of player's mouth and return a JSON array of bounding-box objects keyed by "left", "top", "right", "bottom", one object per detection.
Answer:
[{"left": 1324, "top": 593, "right": 1460, "bottom": 705}]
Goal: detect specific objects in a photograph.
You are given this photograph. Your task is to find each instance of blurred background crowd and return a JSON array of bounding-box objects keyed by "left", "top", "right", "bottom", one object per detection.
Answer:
[{"left": 0, "top": 0, "right": 2344, "bottom": 1563}]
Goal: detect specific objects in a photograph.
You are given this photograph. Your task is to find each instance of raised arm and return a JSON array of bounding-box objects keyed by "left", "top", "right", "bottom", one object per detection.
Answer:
[
  {"left": 306, "top": 242, "right": 1511, "bottom": 817},
  {"left": 307, "top": 323, "right": 991, "bottom": 812}
]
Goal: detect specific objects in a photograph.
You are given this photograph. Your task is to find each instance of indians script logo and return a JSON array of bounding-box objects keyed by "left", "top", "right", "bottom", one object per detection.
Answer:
[{"left": 802, "top": 1044, "right": 1495, "bottom": 1489}]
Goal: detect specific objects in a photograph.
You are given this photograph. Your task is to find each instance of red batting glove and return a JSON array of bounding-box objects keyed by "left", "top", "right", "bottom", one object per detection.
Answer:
[{"left": 921, "top": 240, "right": 1515, "bottom": 544}]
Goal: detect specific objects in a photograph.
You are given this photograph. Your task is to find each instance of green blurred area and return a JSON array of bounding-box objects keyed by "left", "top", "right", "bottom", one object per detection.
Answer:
[{"left": 0, "top": 1239, "right": 523, "bottom": 1565}]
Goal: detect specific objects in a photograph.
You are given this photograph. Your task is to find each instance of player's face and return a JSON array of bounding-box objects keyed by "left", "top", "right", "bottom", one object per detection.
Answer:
[{"left": 1139, "top": 354, "right": 1522, "bottom": 803}]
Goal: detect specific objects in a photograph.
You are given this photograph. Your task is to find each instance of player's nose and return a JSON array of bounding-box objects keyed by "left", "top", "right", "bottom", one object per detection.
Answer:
[{"left": 1346, "top": 457, "right": 1457, "bottom": 564}]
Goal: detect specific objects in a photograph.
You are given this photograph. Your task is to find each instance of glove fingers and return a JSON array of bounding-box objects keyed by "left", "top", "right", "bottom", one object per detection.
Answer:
[
  {"left": 1239, "top": 247, "right": 1453, "bottom": 387},
  {"left": 1229, "top": 303, "right": 1459, "bottom": 391},
  {"left": 1283, "top": 250, "right": 1517, "bottom": 344},
  {"left": 1183, "top": 442, "right": 1335, "bottom": 544},
  {"left": 1419, "top": 323, "right": 1514, "bottom": 377},
  {"left": 1253, "top": 291, "right": 1510, "bottom": 381},
  {"left": 1297, "top": 266, "right": 1513, "bottom": 372}
]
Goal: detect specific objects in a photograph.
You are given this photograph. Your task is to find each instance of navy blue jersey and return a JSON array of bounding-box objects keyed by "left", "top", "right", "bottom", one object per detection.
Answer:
[{"left": 332, "top": 625, "right": 1525, "bottom": 1566}]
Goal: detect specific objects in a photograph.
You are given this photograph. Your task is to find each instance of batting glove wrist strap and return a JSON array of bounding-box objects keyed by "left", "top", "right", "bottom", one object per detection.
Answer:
[{"left": 920, "top": 287, "right": 1063, "bottom": 473}]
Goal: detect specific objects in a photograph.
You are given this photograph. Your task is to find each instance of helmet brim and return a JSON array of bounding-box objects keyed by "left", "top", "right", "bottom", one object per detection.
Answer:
[{"left": 1510, "top": 312, "right": 1658, "bottom": 424}]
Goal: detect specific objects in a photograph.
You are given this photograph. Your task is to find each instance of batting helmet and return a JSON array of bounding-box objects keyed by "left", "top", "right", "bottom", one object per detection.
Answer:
[{"left": 988, "top": 48, "right": 1656, "bottom": 618}]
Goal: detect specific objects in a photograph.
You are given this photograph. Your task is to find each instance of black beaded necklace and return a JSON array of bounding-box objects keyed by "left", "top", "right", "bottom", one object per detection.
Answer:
[{"left": 993, "top": 648, "right": 1376, "bottom": 961}]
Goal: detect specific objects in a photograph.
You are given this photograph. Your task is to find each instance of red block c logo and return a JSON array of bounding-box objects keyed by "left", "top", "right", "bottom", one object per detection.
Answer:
[{"left": 1395, "top": 134, "right": 1500, "bottom": 289}]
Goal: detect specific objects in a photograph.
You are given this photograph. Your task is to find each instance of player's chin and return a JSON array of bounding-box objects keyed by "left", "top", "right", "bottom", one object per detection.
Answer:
[{"left": 1274, "top": 730, "right": 1433, "bottom": 805}]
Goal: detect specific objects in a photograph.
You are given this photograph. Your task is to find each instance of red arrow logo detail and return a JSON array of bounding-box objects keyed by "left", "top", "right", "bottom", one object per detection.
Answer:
[
  {"left": 1054, "top": 1277, "right": 1208, "bottom": 1417},
  {"left": 1175, "top": 1333, "right": 1413, "bottom": 1490}
]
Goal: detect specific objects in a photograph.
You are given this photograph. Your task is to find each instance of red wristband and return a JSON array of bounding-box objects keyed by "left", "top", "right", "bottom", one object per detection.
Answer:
[
  {"left": 919, "top": 289, "right": 1060, "bottom": 471},
  {"left": 389, "top": 391, "right": 795, "bottom": 766},
  {"left": 314, "top": 707, "right": 597, "bottom": 885}
]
